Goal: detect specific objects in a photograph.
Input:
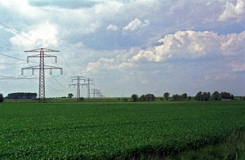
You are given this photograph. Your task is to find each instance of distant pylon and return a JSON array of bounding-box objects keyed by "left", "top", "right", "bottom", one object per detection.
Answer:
[
  {"left": 21, "top": 48, "right": 63, "bottom": 102},
  {"left": 83, "top": 78, "right": 94, "bottom": 99},
  {"left": 69, "top": 76, "right": 86, "bottom": 101},
  {"left": 92, "top": 88, "right": 103, "bottom": 98}
]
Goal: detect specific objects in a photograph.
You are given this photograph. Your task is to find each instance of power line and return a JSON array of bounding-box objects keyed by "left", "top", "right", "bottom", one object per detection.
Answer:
[
  {"left": 61, "top": 74, "right": 72, "bottom": 85},
  {"left": 59, "top": 52, "right": 77, "bottom": 76},
  {"left": 0, "top": 52, "right": 38, "bottom": 64},
  {"left": 0, "top": 75, "right": 37, "bottom": 80},
  {"left": 0, "top": 63, "right": 27, "bottom": 65},
  {"left": 0, "top": 52, "right": 27, "bottom": 62},
  {"left": 49, "top": 57, "right": 72, "bottom": 87},
  {"left": 0, "top": 21, "right": 37, "bottom": 44},
  {"left": 47, "top": 75, "right": 70, "bottom": 90}
]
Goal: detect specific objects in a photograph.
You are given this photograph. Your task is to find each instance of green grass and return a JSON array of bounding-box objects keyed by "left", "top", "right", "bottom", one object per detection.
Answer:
[{"left": 0, "top": 100, "right": 245, "bottom": 159}]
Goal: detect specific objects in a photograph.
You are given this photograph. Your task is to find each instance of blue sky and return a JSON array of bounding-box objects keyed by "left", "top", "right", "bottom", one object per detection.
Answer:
[{"left": 0, "top": 0, "right": 245, "bottom": 98}]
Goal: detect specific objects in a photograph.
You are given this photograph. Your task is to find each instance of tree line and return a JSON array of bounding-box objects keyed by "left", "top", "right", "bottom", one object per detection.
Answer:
[
  {"left": 195, "top": 91, "right": 234, "bottom": 101},
  {"left": 131, "top": 91, "right": 235, "bottom": 102},
  {"left": 131, "top": 94, "right": 156, "bottom": 102},
  {"left": 6, "top": 92, "right": 37, "bottom": 99}
]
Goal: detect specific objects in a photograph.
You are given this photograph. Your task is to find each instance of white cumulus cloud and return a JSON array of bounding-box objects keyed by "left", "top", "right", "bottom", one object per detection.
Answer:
[
  {"left": 86, "top": 56, "right": 133, "bottom": 72},
  {"left": 220, "top": 31, "right": 245, "bottom": 55},
  {"left": 218, "top": 0, "right": 245, "bottom": 21},
  {"left": 86, "top": 30, "right": 245, "bottom": 72},
  {"left": 106, "top": 25, "right": 119, "bottom": 31},
  {"left": 10, "top": 21, "right": 59, "bottom": 48},
  {"left": 131, "top": 30, "right": 220, "bottom": 63},
  {"left": 131, "top": 30, "right": 245, "bottom": 63},
  {"left": 123, "top": 18, "right": 150, "bottom": 32}
]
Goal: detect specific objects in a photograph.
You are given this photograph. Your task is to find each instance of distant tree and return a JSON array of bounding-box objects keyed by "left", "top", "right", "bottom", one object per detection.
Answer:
[
  {"left": 145, "top": 94, "right": 155, "bottom": 101},
  {"left": 139, "top": 94, "right": 146, "bottom": 101},
  {"left": 195, "top": 91, "right": 210, "bottom": 101},
  {"left": 202, "top": 92, "right": 209, "bottom": 101},
  {"left": 211, "top": 91, "right": 221, "bottom": 101},
  {"left": 68, "top": 93, "right": 73, "bottom": 98},
  {"left": 195, "top": 91, "right": 202, "bottom": 101},
  {"left": 0, "top": 94, "right": 3, "bottom": 103},
  {"left": 182, "top": 93, "right": 187, "bottom": 100},
  {"left": 220, "top": 92, "right": 231, "bottom": 99},
  {"left": 139, "top": 94, "right": 155, "bottom": 101},
  {"left": 131, "top": 94, "right": 138, "bottom": 102},
  {"left": 164, "top": 92, "right": 170, "bottom": 100},
  {"left": 79, "top": 97, "right": 84, "bottom": 101},
  {"left": 173, "top": 94, "right": 181, "bottom": 101}
]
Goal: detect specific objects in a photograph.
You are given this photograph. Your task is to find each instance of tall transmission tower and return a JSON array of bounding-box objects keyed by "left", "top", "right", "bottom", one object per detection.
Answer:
[
  {"left": 69, "top": 76, "right": 86, "bottom": 101},
  {"left": 21, "top": 48, "right": 63, "bottom": 102},
  {"left": 82, "top": 78, "right": 94, "bottom": 99},
  {"left": 92, "top": 88, "right": 103, "bottom": 98}
]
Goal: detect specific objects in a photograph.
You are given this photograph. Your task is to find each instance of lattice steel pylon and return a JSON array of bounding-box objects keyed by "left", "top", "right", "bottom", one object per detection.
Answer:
[
  {"left": 21, "top": 48, "right": 63, "bottom": 102},
  {"left": 69, "top": 76, "right": 86, "bottom": 101},
  {"left": 83, "top": 78, "right": 94, "bottom": 99}
]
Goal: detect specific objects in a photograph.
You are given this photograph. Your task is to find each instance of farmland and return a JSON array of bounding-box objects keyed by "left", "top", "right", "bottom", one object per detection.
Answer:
[{"left": 0, "top": 100, "right": 245, "bottom": 159}]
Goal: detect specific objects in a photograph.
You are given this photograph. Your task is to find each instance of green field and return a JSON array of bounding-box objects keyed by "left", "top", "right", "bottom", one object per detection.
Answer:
[{"left": 0, "top": 100, "right": 245, "bottom": 159}]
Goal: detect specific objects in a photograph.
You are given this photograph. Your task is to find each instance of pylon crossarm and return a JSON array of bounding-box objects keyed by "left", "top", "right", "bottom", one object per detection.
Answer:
[
  {"left": 44, "top": 65, "right": 62, "bottom": 68},
  {"left": 43, "top": 54, "right": 58, "bottom": 63},
  {"left": 25, "top": 49, "right": 40, "bottom": 52},
  {"left": 27, "top": 55, "right": 41, "bottom": 63},
  {"left": 43, "top": 65, "right": 63, "bottom": 75},
  {"left": 21, "top": 66, "right": 40, "bottom": 75},
  {"left": 71, "top": 76, "right": 87, "bottom": 79},
  {"left": 27, "top": 54, "right": 58, "bottom": 63},
  {"left": 25, "top": 48, "right": 59, "bottom": 52},
  {"left": 42, "top": 48, "right": 59, "bottom": 52}
]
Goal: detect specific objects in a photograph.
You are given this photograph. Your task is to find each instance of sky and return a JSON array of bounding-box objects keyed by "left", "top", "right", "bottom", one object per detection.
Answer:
[{"left": 0, "top": 0, "right": 245, "bottom": 98}]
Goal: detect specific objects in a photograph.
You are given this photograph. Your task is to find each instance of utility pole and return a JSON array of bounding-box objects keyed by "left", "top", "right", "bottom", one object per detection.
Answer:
[
  {"left": 69, "top": 76, "right": 86, "bottom": 101},
  {"left": 21, "top": 48, "right": 63, "bottom": 102}
]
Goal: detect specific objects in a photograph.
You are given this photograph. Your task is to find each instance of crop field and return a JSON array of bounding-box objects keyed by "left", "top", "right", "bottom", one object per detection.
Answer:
[{"left": 0, "top": 100, "right": 245, "bottom": 159}]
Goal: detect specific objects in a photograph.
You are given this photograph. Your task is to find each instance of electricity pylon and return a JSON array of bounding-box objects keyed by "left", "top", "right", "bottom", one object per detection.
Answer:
[
  {"left": 92, "top": 88, "right": 103, "bottom": 98},
  {"left": 82, "top": 78, "right": 94, "bottom": 99},
  {"left": 21, "top": 48, "right": 63, "bottom": 102},
  {"left": 69, "top": 76, "right": 86, "bottom": 101}
]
